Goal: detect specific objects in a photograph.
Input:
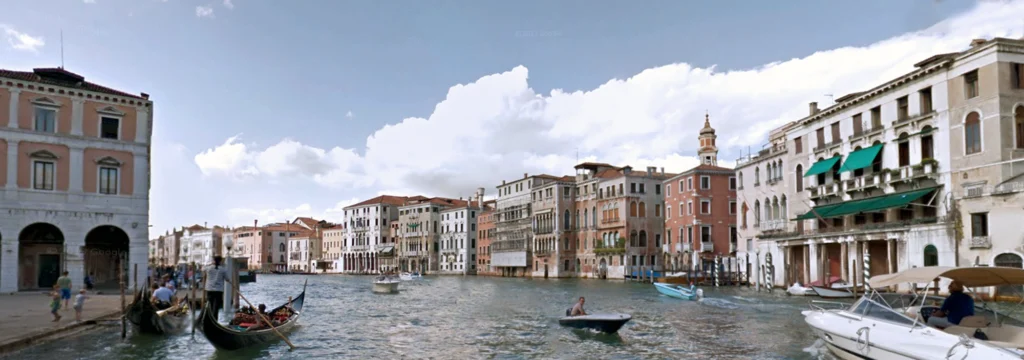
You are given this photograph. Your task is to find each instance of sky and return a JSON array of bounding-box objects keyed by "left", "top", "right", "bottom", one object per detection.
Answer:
[{"left": 2, "top": 0, "right": 1024, "bottom": 237}]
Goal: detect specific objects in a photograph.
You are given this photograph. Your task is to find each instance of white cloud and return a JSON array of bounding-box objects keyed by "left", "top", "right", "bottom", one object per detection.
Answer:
[
  {"left": 193, "top": 0, "right": 1024, "bottom": 200},
  {"left": 345, "top": 111, "right": 354, "bottom": 119},
  {"left": 227, "top": 198, "right": 361, "bottom": 225},
  {"left": 1, "top": 25, "right": 44, "bottom": 52},
  {"left": 196, "top": 6, "right": 215, "bottom": 18},
  {"left": 223, "top": 0, "right": 234, "bottom": 9}
]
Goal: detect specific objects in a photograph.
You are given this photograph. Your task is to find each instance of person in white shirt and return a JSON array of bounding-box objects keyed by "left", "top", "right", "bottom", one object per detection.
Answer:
[
  {"left": 73, "top": 289, "right": 88, "bottom": 322},
  {"left": 152, "top": 283, "right": 175, "bottom": 309},
  {"left": 204, "top": 256, "right": 229, "bottom": 317}
]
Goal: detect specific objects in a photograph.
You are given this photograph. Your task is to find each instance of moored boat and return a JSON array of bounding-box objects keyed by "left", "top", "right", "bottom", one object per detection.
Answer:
[
  {"left": 559, "top": 313, "right": 632, "bottom": 334},
  {"left": 810, "top": 285, "right": 854, "bottom": 299},
  {"left": 653, "top": 282, "right": 703, "bottom": 300},
  {"left": 197, "top": 281, "right": 306, "bottom": 351},
  {"left": 399, "top": 272, "right": 421, "bottom": 281},
  {"left": 125, "top": 289, "right": 191, "bottom": 335},
  {"left": 786, "top": 282, "right": 816, "bottom": 296}
]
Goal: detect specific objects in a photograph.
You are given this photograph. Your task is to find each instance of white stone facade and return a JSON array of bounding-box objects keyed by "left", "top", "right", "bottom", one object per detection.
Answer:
[{"left": 439, "top": 205, "right": 480, "bottom": 275}]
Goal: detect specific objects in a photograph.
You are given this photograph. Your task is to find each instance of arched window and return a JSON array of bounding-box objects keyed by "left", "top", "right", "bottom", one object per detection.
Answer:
[
  {"left": 630, "top": 231, "right": 638, "bottom": 247},
  {"left": 630, "top": 201, "right": 638, "bottom": 217},
  {"left": 965, "top": 111, "right": 982, "bottom": 154},
  {"left": 898, "top": 132, "right": 910, "bottom": 167},
  {"left": 995, "top": 253, "right": 1023, "bottom": 296},
  {"left": 778, "top": 160, "right": 784, "bottom": 181},
  {"left": 755, "top": 167, "right": 760, "bottom": 184},
  {"left": 741, "top": 202, "right": 749, "bottom": 227},
  {"left": 583, "top": 209, "right": 588, "bottom": 228},
  {"left": 638, "top": 202, "right": 647, "bottom": 217},
  {"left": 781, "top": 195, "right": 788, "bottom": 220},
  {"left": 923, "top": 245, "right": 939, "bottom": 267},
  {"left": 795, "top": 164, "right": 804, "bottom": 192},
  {"left": 738, "top": 172, "right": 744, "bottom": 188},
  {"left": 764, "top": 198, "right": 772, "bottom": 221},
  {"left": 638, "top": 230, "right": 647, "bottom": 247},
  {"left": 279, "top": 243, "right": 285, "bottom": 252},
  {"left": 563, "top": 210, "right": 570, "bottom": 230},
  {"left": 1016, "top": 106, "right": 1024, "bottom": 149},
  {"left": 592, "top": 206, "right": 597, "bottom": 226},
  {"left": 754, "top": 200, "right": 761, "bottom": 225},
  {"left": 576, "top": 210, "right": 580, "bottom": 229}
]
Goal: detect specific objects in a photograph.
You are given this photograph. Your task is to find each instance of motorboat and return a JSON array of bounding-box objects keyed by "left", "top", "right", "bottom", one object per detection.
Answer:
[
  {"left": 399, "top": 272, "right": 422, "bottom": 281},
  {"left": 559, "top": 312, "right": 632, "bottom": 334},
  {"left": 372, "top": 276, "right": 400, "bottom": 294},
  {"left": 803, "top": 266, "right": 1024, "bottom": 359},
  {"left": 811, "top": 283, "right": 854, "bottom": 299},
  {"left": 653, "top": 282, "right": 703, "bottom": 300},
  {"left": 787, "top": 282, "right": 817, "bottom": 296}
]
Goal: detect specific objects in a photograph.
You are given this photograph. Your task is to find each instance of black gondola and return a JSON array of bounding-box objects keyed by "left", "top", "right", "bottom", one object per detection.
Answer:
[
  {"left": 125, "top": 289, "right": 191, "bottom": 334},
  {"left": 197, "top": 281, "right": 306, "bottom": 350}
]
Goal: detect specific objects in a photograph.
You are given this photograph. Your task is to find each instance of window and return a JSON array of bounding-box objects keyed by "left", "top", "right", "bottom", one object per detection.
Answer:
[
  {"left": 99, "top": 167, "right": 118, "bottom": 194},
  {"left": 655, "top": 184, "right": 661, "bottom": 195},
  {"left": 32, "top": 161, "right": 55, "bottom": 190},
  {"left": 279, "top": 243, "right": 286, "bottom": 251},
  {"left": 700, "top": 200, "right": 710, "bottom": 214},
  {"left": 700, "top": 226, "right": 711, "bottom": 244},
  {"left": 100, "top": 117, "right": 120, "bottom": 139},
  {"left": 666, "top": 206, "right": 671, "bottom": 219},
  {"left": 852, "top": 114, "right": 863, "bottom": 135},
  {"left": 830, "top": 122, "right": 840, "bottom": 144},
  {"left": 687, "top": 178, "right": 693, "bottom": 190},
  {"left": 795, "top": 165, "right": 804, "bottom": 191},
  {"left": 921, "top": 130, "right": 934, "bottom": 160},
  {"left": 896, "top": 96, "right": 909, "bottom": 121},
  {"left": 655, "top": 204, "right": 662, "bottom": 217},
  {"left": 729, "top": 201, "right": 736, "bottom": 215},
  {"left": 816, "top": 128, "right": 825, "bottom": 148},
  {"left": 630, "top": 183, "right": 637, "bottom": 193},
  {"left": 639, "top": 183, "right": 646, "bottom": 193},
  {"left": 687, "top": 201, "right": 693, "bottom": 215},
  {"left": 728, "top": 176, "right": 736, "bottom": 190},
  {"left": 794, "top": 136, "right": 802, "bottom": 154},
  {"left": 919, "top": 87, "right": 933, "bottom": 113},
  {"left": 34, "top": 108, "right": 56, "bottom": 133},
  {"left": 971, "top": 213, "right": 988, "bottom": 237},
  {"left": 700, "top": 176, "right": 710, "bottom": 189},
  {"left": 870, "top": 106, "right": 882, "bottom": 129},
  {"left": 1014, "top": 63, "right": 1024, "bottom": 89},
  {"left": 666, "top": 184, "right": 671, "bottom": 196},
  {"left": 1016, "top": 106, "right": 1024, "bottom": 149},
  {"left": 923, "top": 245, "right": 938, "bottom": 267},
  {"left": 729, "top": 226, "right": 737, "bottom": 244},
  {"left": 965, "top": 112, "right": 982, "bottom": 154},
  {"left": 898, "top": 133, "right": 910, "bottom": 167},
  {"left": 964, "top": 70, "right": 979, "bottom": 99}
]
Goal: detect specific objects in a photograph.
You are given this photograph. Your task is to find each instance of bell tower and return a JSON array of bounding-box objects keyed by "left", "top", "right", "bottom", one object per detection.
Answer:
[{"left": 698, "top": 112, "right": 718, "bottom": 166}]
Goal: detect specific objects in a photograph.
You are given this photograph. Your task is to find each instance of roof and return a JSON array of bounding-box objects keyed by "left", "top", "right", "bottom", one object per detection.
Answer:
[
  {"left": 870, "top": 266, "right": 1024, "bottom": 288},
  {"left": 0, "top": 68, "right": 148, "bottom": 100},
  {"left": 185, "top": 224, "right": 207, "bottom": 231},
  {"left": 663, "top": 164, "right": 734, "bottom": 182},
  {"left": 574, "top": 162, "right": 618, "bottom": 170},
  {"left": 293, "top": 217, "right": 323, "bottom": 229},
  {"left": 345, "top": 195, "right": 417, "bottom": 209}
]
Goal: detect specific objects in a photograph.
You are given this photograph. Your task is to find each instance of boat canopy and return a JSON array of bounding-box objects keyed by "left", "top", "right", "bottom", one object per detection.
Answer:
[{"left": 869, "top": 266, "right": 1024, "bottom": 288}]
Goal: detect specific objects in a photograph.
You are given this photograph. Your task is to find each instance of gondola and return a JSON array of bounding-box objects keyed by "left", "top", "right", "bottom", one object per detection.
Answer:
[
  {"left": 125, "top": 288, "right": 191, "bottom": 334},
  {"left": 197, "top": 280, "right": 306, "bottom": 351}
]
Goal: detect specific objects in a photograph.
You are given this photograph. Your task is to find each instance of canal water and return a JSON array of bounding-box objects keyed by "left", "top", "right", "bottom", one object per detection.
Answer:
[{"left": 9, "top": 275, "right": 837, "bottom": 359}]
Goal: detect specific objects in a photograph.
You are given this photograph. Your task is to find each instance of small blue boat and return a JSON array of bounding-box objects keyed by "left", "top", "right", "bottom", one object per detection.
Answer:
[{"left": 653, "top": 282, "right": 703, "bottom": 300}]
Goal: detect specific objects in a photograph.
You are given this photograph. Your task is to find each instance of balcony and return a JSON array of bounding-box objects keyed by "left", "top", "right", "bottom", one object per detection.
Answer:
[
  {"left": 969, "top": 236, "right": 991, "bottom": 249},
  {"left": 760, "top": 219, "right": 787, "bottom": 231},
  {"left": 700, "top": 241, "right": 713, "bottom": 252},
  {"left": 760, "top": 216, "right": 945, "bottom": 240},
  {"left": 675, "top": 243, "right": 683, "bottom": 252},
  {"left": 994, "top": 181, "right": 1024, "bottom": 195}
]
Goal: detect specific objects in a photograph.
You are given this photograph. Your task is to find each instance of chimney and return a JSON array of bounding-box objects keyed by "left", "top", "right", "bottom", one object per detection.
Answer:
[
  {"left": 970, "top": 38, "right": 987, "bottom": 47},
  {"left": 809, "top": 102, "right": 819, "bottom": 116},
  {"left": 140, "top": 92, "right": 150, "bottom": 100},
  {"left": 524, "top": 173, "right": 528, "bottom": 179},
  {"left": 661, "top": 167, "right": 665, "bottom": 175},
  {"left": 477, "top": 187, "right": 485, "bottom": 208},
  {"left": 204, "top": 221, "right": 207, "bottom": 228}
]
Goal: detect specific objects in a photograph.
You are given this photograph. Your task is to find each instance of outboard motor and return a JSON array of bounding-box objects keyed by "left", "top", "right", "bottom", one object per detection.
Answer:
[
  {"left": 565, "top": 308, "right": 572, "bottom": 316},
  {"left": 696, "top": 289, "right": 704, "bottom": 299}
]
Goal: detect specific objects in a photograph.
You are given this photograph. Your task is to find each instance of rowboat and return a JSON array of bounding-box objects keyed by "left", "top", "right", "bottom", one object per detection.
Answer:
[
  {"left": 653, "top": 282, "right": 703, "bottom": 300},
  {"left": 197, "top": 281, "right": 306, "bottom": 351},
  {"left": 559, "top": 313, "right": 632, "bottom": 334},
  {"left": 125, "top": 289, "right": 191, "bottom": 334}
]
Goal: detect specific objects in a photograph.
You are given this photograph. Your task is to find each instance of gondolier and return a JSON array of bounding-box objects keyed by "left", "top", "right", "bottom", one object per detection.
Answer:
[{"left": 204, "top": 256, "right": 230, "bottom": 318}]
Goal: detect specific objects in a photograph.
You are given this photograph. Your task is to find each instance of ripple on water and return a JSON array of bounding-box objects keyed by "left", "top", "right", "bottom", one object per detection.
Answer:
[{"left": 7, "top": 275, "right": 827, "bottom": 359}]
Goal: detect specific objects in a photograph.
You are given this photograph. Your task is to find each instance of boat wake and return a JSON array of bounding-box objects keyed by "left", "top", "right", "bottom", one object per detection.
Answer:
[{"left": 698, "top": 298, "right": 740, "bottom": 310}]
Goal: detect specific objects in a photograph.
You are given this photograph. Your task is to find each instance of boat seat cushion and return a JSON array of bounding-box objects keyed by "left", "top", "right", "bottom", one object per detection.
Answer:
[
  {"left": 959, "top": 315, "right": 990, "bottom": 328},
  {"left": 945, "top": 324, "right": 1024, "bottom": 348}
]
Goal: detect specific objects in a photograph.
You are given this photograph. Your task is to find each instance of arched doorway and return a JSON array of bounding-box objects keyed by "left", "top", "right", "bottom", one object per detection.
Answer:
[
  {"left": 995, "top": 253, "right": 1024, "bottom": 297},
  {"left": 19, "top": 223, "right": 65, "bottom": 290},
  {"left": 84, "top": 225, "right": 130, "bottom": 289},
  {"left": 598, "top": 258, "right": 608, "bottom": 279}
]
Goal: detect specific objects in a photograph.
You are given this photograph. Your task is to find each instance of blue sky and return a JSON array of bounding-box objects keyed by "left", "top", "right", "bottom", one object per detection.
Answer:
[{"left": 2, "top": 0, "right": 1021, "bottom": 236}]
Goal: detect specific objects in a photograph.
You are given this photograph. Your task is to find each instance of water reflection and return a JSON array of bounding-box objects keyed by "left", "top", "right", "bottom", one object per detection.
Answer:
[{"left": 8, "top": 275, "right": 832, "bottom": 359}]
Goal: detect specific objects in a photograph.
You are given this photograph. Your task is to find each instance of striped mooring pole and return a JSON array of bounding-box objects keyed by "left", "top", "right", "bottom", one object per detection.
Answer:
[
  {"left": 714, "top": 255, "right": 721, "bottom": 287},
  {"left": 863, "top": 246, "right": 871, "bottom": 291},
  {"left": 765, "top": 252, "right": 774, "bottom": 293}
]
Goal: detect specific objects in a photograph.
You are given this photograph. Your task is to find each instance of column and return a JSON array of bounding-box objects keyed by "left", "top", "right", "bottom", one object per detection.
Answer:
[
  {"left": 841, "top": 241, "right": 849, "bottom": 282},
  {"left": 0, "top": 219, "right": 19, "bottom": 292},
  {"left": 808, "top": 242, "right": 819, "bottom": 283},
  {"left": 7, "top": 89, "right": 19, "bottom": 128},
  {"left": 886, "top": 239, "right": 894, "bottom": 290},
  {"left": 71, "top": 99, "right": 84, "bottom": 136},
  {"left": 803, "top": 244, "right": 811, "bottom": 285},
  {"left": 69, "top": 145, "right": 84, "bottom": 193},
  {"left": 6, "top": 140, "right": 17, "bottom": 190}
]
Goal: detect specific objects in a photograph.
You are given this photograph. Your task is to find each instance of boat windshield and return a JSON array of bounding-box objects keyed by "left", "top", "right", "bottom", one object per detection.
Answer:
[
  {"left": 847, "top": 297, "right": 921, "bottom": 327},
  {"left": 871, "top": 292, "right": 1024, "bottom": 327}
]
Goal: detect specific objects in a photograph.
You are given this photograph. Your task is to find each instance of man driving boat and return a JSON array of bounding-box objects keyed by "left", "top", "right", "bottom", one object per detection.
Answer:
[
  {"left": 570, "top": 297, "right": 587, "bottom": 316},
  {"left": 927, "top": 280, "right": 975, "bottom": 328}
]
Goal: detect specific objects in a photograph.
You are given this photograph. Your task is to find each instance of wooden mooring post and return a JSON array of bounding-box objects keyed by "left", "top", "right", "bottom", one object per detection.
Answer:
[{"left": 120, "top": 256, "right": 126, "bottom": 339}]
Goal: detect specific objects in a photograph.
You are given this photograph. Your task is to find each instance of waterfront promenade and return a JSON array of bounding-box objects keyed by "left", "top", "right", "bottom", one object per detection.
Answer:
[{"left": 0, "top": 292, "right": 124, "bottom": 353}]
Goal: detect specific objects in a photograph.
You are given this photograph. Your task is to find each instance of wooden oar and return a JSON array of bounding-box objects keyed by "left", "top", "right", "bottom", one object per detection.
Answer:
[{"left": 225, "top": 279, "right": 296, "bottom": 350}]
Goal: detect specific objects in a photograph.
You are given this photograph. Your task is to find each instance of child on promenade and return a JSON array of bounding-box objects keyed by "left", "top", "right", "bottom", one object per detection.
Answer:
[
  {"left": 49, "top": 286, "right": 62, "bottom": 322},
  {"left": 73, "top": 289, "right": 88, "bottom": 322}
]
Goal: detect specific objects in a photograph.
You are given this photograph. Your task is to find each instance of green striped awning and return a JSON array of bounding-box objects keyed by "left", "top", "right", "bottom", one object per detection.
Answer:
[
  {"left": 795, "top": 187, "right": 939, "bottom": 221},
  {"left": 838, "top": 144, "right": 883, "bottom": 173},
  {"left": 804, "top": 156, "right": 842, "bottom": 177}
]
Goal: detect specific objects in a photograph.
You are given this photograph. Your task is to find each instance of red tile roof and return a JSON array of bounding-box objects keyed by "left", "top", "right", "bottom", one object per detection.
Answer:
[
  {"left": 0, "top": 68, "right": 147, "bottom": 100},
  {"left": 293, "top": 217, "right": 322, "bottom": 229},
  {"left": 346, "top": 195, "right": 418, "bottom": 209}
]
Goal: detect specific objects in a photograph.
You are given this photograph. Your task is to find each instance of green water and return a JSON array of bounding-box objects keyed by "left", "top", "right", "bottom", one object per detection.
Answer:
[{"left": 8, "top": 275, "right": 836, "bottom": 359}]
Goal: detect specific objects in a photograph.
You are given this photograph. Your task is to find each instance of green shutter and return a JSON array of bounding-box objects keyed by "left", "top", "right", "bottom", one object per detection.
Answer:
[
  {"left": 838, "top": 144, "right": 883, "bottom": 173},
  {"left": 803, "top": 156, "right": 842, "bottom": 177}
]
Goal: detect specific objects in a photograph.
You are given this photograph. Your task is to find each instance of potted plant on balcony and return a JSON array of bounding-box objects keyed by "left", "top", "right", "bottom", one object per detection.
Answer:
[
  {"left": 921, "top": 158, "right": 938, "bottom": 174},
  {"left": 886, "top": 168, "right": 901, "bottom": 182}
]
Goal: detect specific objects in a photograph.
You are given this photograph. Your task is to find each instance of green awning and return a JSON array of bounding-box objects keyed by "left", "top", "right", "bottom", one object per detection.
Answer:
[
  {"left": 795, "top": 187, "right": 939, "bottom": 220},
  {"left": 804, "top": 156, "right": 842, "bottom": 177},
  {"left": 838, "top": 144, "right": 883, "bottom": 173}
]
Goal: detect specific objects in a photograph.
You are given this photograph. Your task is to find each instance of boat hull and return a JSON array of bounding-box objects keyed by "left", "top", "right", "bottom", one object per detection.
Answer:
[
  {"left": 373, "top": 281, "right": 399, "bottom": 294},
  {"left": 559, "top": 314, "right": 632, "bottom": 334},
  {"left": 197, "top": 284, "right": 306, "bottom": 351},
  {"left": 653, "top": 282, "right": 699, "bottom": 300},
  {"left": 811, "top": 286, "right": 854, "bottom": 299},
  {"left": 125, "top": 290, "right": 190, "bottom": 335},
  {"left": 787, "top": 284, "right": 817, "bottom": 296}
]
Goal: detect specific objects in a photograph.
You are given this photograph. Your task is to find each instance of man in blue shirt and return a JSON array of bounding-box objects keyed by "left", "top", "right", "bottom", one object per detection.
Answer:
[
  {"left": 151, "top": 283, "right": 175, "bottom": 310},
  {"left": 927, "top": 280, "right": 974, "bottom": 328}
]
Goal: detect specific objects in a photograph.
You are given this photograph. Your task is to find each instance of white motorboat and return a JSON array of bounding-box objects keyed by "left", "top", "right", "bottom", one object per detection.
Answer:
[
  {"left": 803, "top": 266, "right": 1024, "bottom": 359},
  {"left": 787, "top": 282, "right": 816, "bottom": 296},
  {"left": 372, "top": 276, "right": 400, "bottom": 294},
  {"left": 399, "top": 272, "right": 422, "bottom": 281},
  {"left": 811, "top": 283, "right": 854, "bottom": 299}
]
